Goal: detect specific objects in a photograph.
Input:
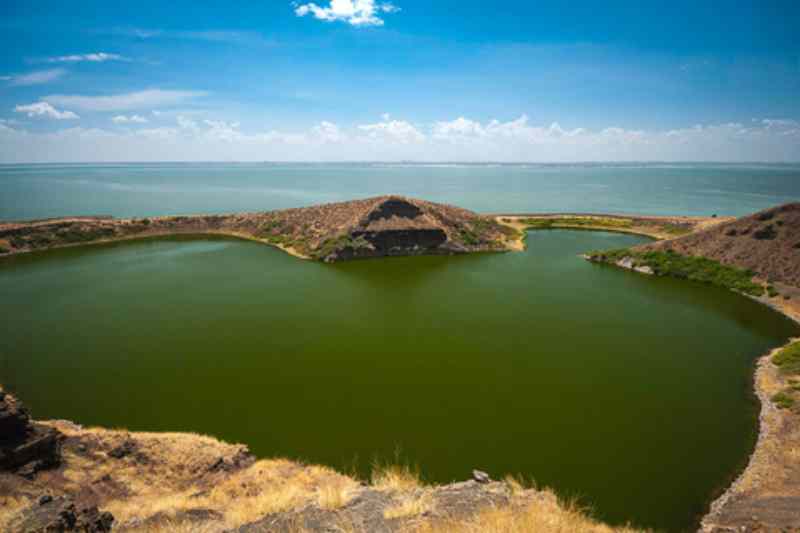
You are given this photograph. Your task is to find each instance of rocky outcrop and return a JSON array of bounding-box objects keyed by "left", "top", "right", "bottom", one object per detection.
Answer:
[
  {"left": 0, "top": 391, "right": 62, "bottom": 478},
  {"left": 14, "top": 496, "right": 114, "bottom": 532}
]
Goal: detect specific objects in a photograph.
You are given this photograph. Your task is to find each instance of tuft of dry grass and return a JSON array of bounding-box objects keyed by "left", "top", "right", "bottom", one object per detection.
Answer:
[
  {"left": 503, "top": 474, "right": 532, "bottom": 497},
  {"left": 412, "top": 495, "right": 647, "bottom": 533},
  {"left": 125, "top": 521, "right": 222, "bottom": 533},
  {"left": 384, "top": 492, "right": 433, "bottom": 520},
  {"left": 0, "top": 495, "right": 29, "bottom": 532},
  {"left": 371, "top": 461, "right": 424, "bottom": 492},
  {"left": 317, "top": 478, "right": 358, "bottom": 510}
]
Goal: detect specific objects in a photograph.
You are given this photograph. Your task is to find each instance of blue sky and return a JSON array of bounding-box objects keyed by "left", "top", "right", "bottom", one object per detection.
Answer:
[{"left": 1, "top": 0, "right": 799, "bottom": 162}]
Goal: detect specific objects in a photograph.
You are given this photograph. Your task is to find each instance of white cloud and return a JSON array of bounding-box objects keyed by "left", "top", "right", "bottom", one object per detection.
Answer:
[
  {"left": 102, "top": 28, "right": 275, "bottom": 46},
  {"left": 14, "top": 102, "right": 79, "bottom": 120},
  {"left": 294, "top": 0, "right": 399, "bottom": 26},
  {"left": 312, "top": 121, "right": 345, "bottom": 142},
  {"left": 4, "top": 69, "right": 66, "bottom": 86},
  {"left": 358, "top": 116, "right": 425, "bottom": 143},
  {"left": 46, "top": 52, "right": 126, "bottom": 63},
  {"left": 111, "top": 114, "right": 148, "bottom": 124},
  {"left": 1, "top": 115, "right": 798, "bottom": 163},
  {"left": 44, "top": 89, "right": 206, "bottom": 112}
]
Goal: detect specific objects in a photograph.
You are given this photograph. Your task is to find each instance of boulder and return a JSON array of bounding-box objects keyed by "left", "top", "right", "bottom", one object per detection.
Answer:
[
  {"left": 15, "top": 496, "right": 114, "bottom": 532},
  {"left": 0, "top": 392, "right": 62, "bottom": 477}
]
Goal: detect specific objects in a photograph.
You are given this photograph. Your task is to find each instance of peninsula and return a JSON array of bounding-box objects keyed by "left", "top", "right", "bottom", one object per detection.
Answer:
[{"left": 0, "top": 196, "right": 518, "bottom": 262}]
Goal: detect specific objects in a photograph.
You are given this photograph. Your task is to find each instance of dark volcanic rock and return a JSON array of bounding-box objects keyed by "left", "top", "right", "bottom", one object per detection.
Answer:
[
  {"left": 0, "top": 392, "right": 62, "bottom": 477},
  {"left": 753, "top": 224, "right": 778, "bottom": 240},
  {"left": 0, "top": 390, "right": 30, "bottom": 438},
  {"left": 108, "top": 439, "right": 136, "bottom": 459},
  {"left": 16, "top": 496, "right": 114, "bottom": 532}
]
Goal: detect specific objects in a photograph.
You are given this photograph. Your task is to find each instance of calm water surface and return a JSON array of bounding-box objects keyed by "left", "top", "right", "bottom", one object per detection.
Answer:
[
  {"left": 1, "top": 230, "right": 798, "bottom": 531},
  {"left": 1, "top": 162, "right": 799, "bottom": 221}
]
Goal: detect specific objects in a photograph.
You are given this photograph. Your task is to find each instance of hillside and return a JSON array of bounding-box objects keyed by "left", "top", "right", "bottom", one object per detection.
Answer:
[
  {"left": 0, "top": 196, "right": 518, "bottom": 262},
  {"left": 638, "top": 203, "right": 800, "bottom": 287}
]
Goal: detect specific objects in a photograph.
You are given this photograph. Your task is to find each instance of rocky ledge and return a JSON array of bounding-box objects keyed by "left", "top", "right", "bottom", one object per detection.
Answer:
[
  {"left": 0, "top": 196, "right": 520, "bottom": 262},
  {"left": 0, "top": 390, "right": 62, "bottom": 480}
]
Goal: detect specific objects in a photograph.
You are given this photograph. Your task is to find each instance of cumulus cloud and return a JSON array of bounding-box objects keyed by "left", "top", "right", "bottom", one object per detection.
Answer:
[
  {"left": 1, "top": 115, "right": 798, "bottom": 162},
  {"left": 44, "top": 89, "right": 206, "bottom": 111},
  {"left": 14, "top": 102, "right": 79, "bottom": 120},
  {"left": 358, "top": 116, "right": 424, "bottom": 143},
  {"left": 3, "top": 68, "right": 66, "bottom": 86},
  {"left": 294, "top": 0, "right": 399, "bottom": 26},
  {"left": 46, "top": 52, "right": 127, "bottom": 63},
  {"left": 111, "top": 114, "right": 148, "bottom": 124}
]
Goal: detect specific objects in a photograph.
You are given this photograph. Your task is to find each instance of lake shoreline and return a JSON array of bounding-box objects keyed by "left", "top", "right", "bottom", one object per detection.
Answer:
[{"left": 2, "top": 202, "right": 799, "bottom": 531}]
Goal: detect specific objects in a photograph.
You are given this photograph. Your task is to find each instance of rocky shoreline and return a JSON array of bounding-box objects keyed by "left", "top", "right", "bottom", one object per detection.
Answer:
[{"left": 581, "top": 202, "right": 800, "bottom": 531}]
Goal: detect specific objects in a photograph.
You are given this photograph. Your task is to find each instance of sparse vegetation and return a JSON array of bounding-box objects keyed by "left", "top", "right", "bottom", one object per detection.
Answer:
[
  {"left": 660, "top": 223, "right": 692, "bottom": 236},
  {"left": 767, "top": 285, "right": 780, "bottom": 298},
  {"left": 317, "top": 479, "right": 356, "bottom": 510},
  {"left": 383, "top": 492, "right": 432, "bottom": 519},
  {"left": 521, "top": 216, "right": 633, "bottom": 230},
  {"left": 412, "top": 493, "right": 647, "bottom": 533},
  {"left": 772, "top": 390, "right": 796, "bottom": 409},
  {"left": 370, "top": 460, "right": 424, "bottom": 491},
  {"left": 588, "top": 249, "right": 765, "bottom": 296},
  {"left": 773, "top": 341, "right": 800, "bottom": 375}
]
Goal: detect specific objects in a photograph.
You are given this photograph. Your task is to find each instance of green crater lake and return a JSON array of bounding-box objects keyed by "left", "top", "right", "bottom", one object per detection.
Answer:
[{"left": 1, "top": 230, "right": 798, "bottom": 531}]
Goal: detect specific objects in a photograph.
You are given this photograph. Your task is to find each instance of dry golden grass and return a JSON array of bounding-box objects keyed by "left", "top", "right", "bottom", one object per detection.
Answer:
[
  {"left": 371, "top": 461, "right": 424, "bottom": 491},
  {"left": 43, "top": 422, "right": 359, "bottom": 531},
  {"left": 0, "top": 495, "right": 29, "bottom": 532},
  {"left": 103, "top": 459, "right": 339, "bottom": 529},
  {"left": 125, "top": 521, "right": 222, "bottom": 533},
  {"left": 503, "top": 474, "right": 530, "bottom": 497},
  {"left": 384, "top": 492, "right": 433, "bottom": 520},
  {"left": 317, "top": 477, "right": 358, "bottom": 510},
  {"left": 411, "top": 495, "right": 646, "bottom": 533}
]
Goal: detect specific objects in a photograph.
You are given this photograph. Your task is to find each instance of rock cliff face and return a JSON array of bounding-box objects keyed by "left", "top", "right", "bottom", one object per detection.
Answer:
[
  {"left": 0, "top": 390, "right": 62, "bottom": 479},
  {"left": 0, "top": 196, "right": 519, "bottom": 262}
]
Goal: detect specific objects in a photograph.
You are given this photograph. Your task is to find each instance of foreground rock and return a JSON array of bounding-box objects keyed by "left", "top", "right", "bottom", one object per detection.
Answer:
[
  {"left": 0, "top": 391, "right": 62, "bottom": 479},
  {"left": 0, "top": 196, "right": 519, "bottom": 262}
]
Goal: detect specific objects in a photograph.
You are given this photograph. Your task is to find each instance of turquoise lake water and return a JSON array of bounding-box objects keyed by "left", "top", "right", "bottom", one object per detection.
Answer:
[{"left": 1, "top": 162, "right": 799, "bottom": 221}]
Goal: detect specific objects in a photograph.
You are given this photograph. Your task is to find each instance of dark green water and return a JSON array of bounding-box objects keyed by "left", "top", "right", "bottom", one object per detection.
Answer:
[{"left": 1, "top": 230, "right": 798, "bottom": 531}]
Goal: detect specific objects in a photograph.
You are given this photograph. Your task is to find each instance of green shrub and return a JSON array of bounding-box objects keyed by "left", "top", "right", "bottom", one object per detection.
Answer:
[
  {"left": 773, "top": 342, "right": 800, "bottom": 375},
  {"left": 522, "top": 216, "right": 633, "bottom": 230},
  {"left": 0, "top": 246, "right": 8, "bottom": 254},
  {"left": 587, "top": 249, "right": 764, "bottom": 297},
  {"left": 661, "top": 224, "right": 692, "bottom": 236},
  {"left": 460, "top": 229, "right": 480, "bottom": 246},
  {"left": 767, "top": 285, "right": 780, "bottom": 298},
  {"left": 771, "top": 390, "right": 795, "bottom": 409}
]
